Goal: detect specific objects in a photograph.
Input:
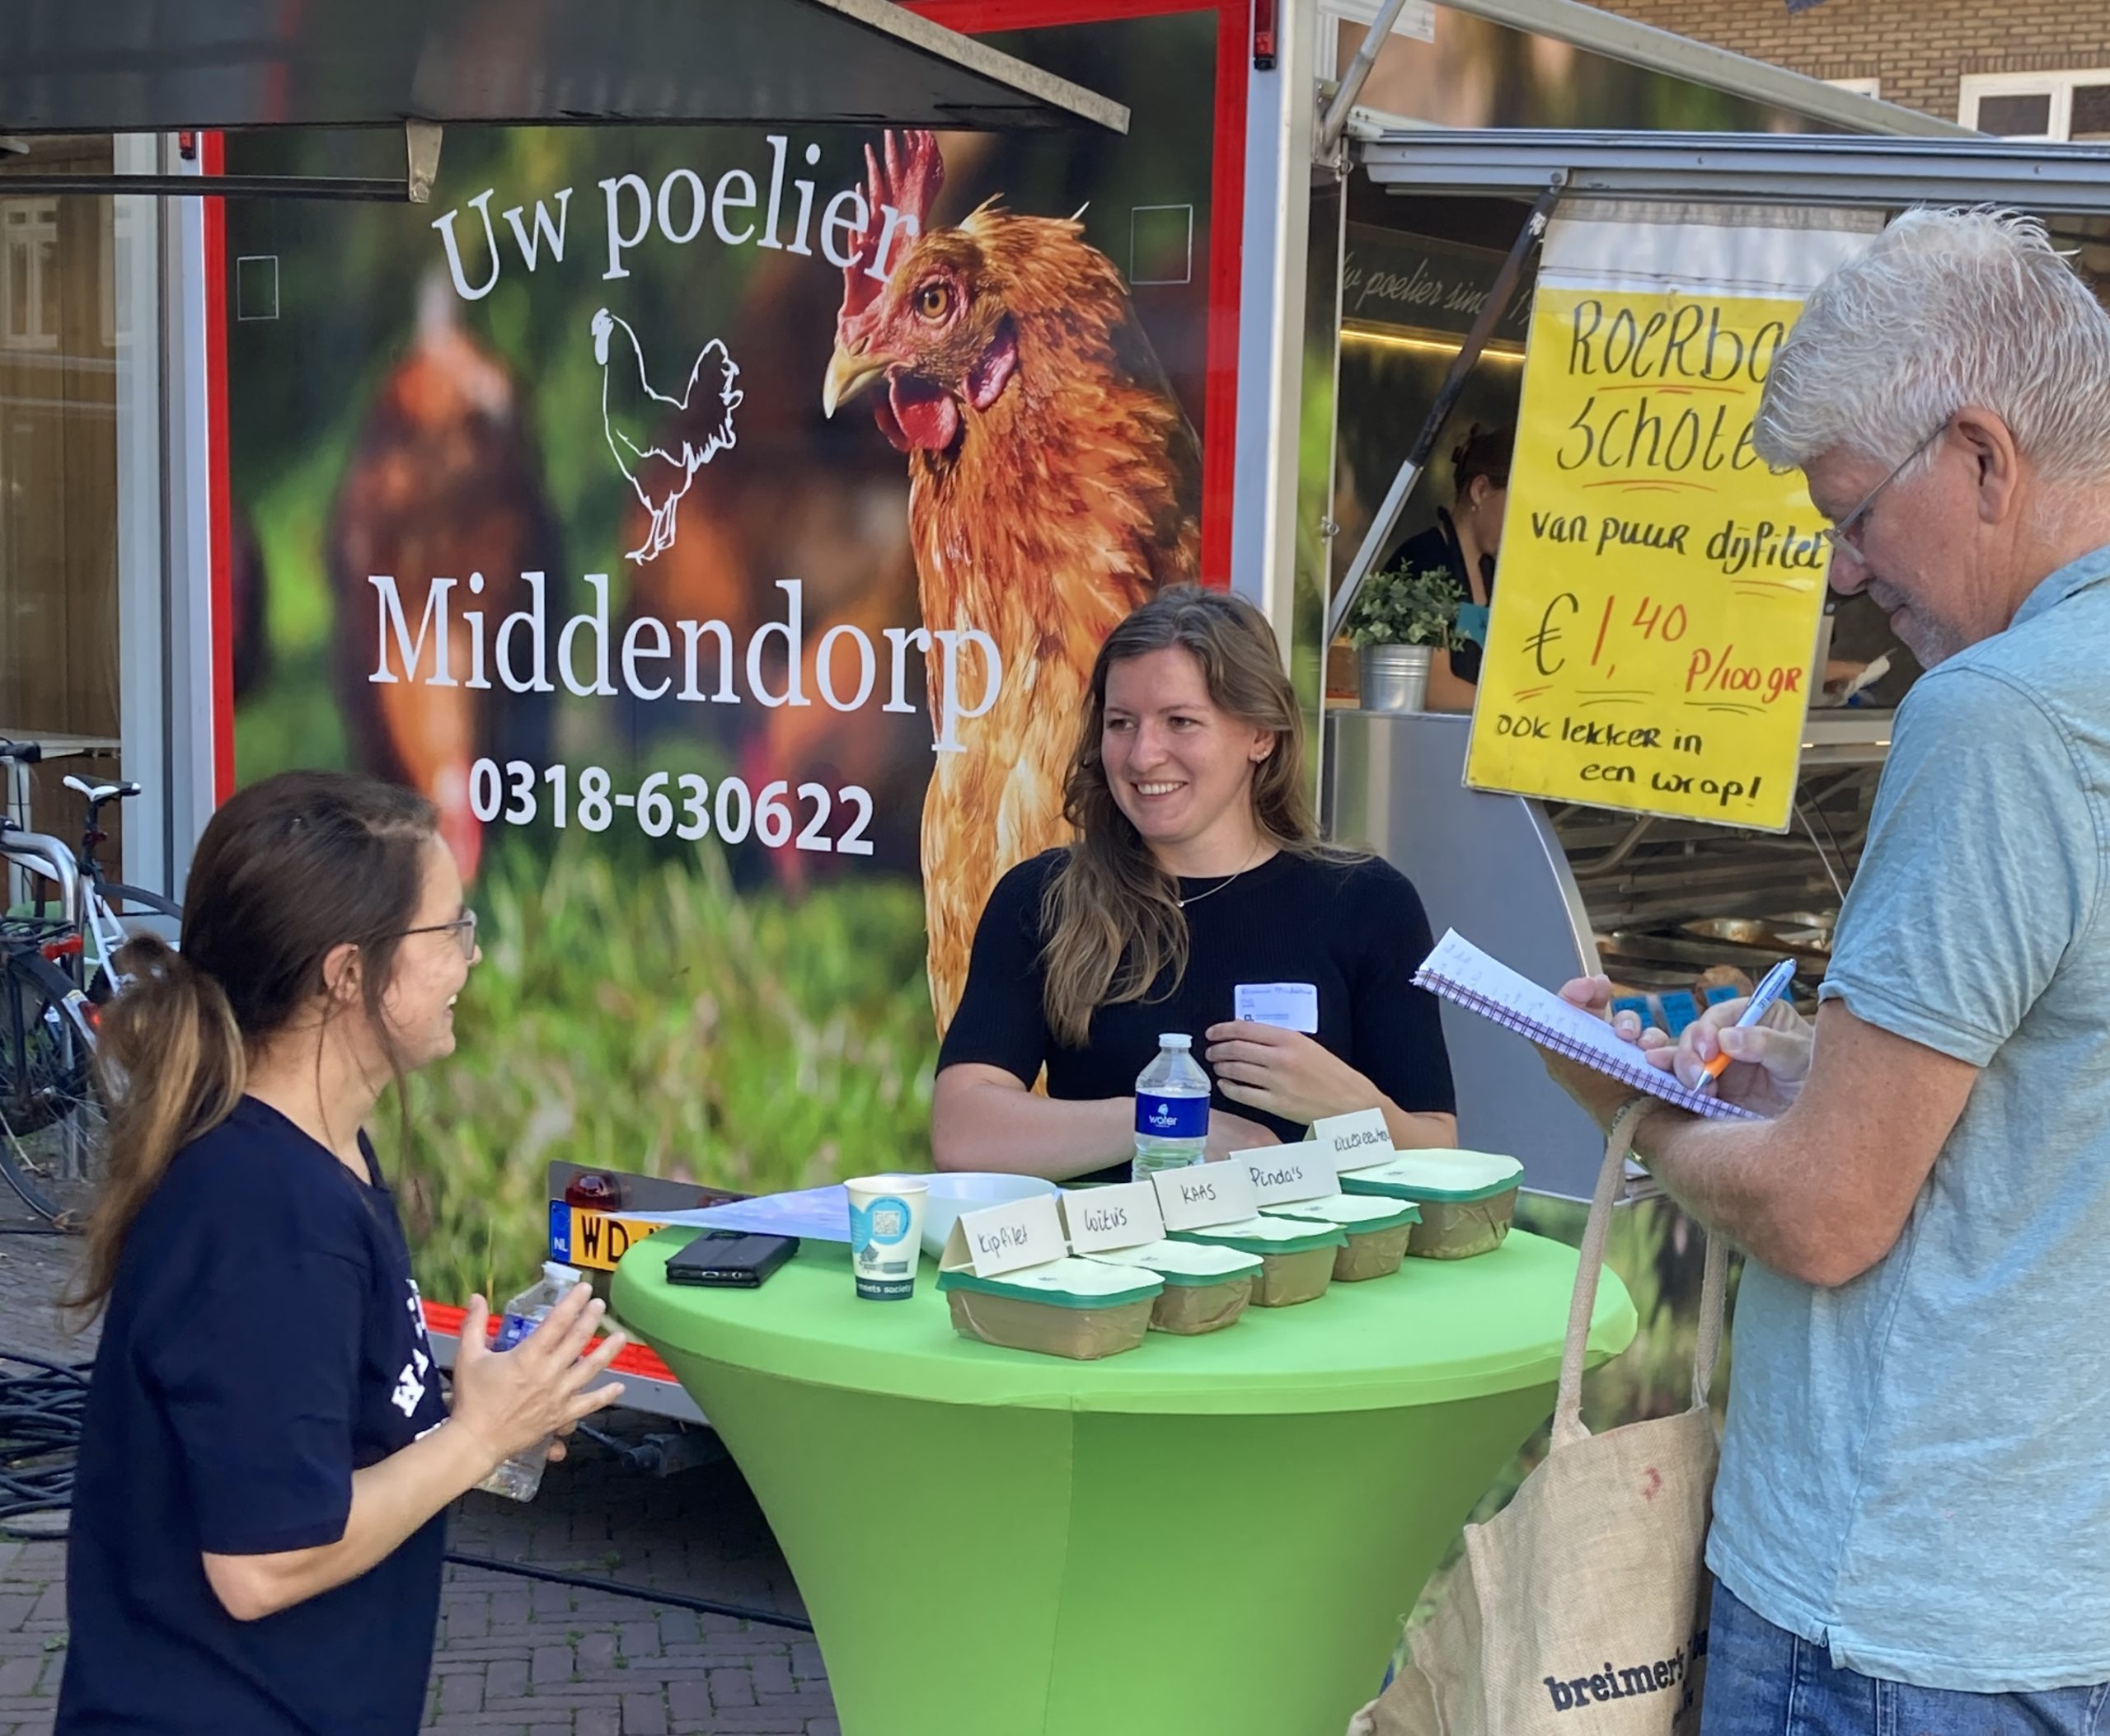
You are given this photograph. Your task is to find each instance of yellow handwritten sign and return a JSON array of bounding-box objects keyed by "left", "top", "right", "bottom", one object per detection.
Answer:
[{"left": 1466, "top": 286, "right": 1828, "bottom": 832}]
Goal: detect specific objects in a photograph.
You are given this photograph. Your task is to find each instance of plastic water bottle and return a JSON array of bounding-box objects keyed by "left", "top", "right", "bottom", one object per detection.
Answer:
[
  {"left": 475, "top": 1261, "right": 585, "bottom": 1502},
  {"left": 1132, "top": 1033, "right": 1211, "bottom": 1182}
]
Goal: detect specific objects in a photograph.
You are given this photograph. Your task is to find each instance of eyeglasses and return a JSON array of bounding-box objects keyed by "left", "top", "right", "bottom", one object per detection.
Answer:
[
  {"left": 1820, "top": 421, "right": 1948, "bottom": 560},
  {"left": 398, "top": 910, "right": 478, "bottom": 960}
]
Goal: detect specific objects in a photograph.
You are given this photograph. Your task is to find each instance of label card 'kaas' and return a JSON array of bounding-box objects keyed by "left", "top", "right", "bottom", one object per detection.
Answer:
[
  {"left": 1235, "top": 1140, "right": 1339, "bottom": 1205},
  {"left": 1060, "top": 1184, "right": 1165, "bottom": 1255},
  {"left": 1151, "top": 1163, "right": 1259, "bottom": 1232},
  {"left": 940, "top": 1194, "right": 1067, "bottom": 1277},
  {"left": 1312, "top": 1109, "right": 1396, "bottom": 1171}
]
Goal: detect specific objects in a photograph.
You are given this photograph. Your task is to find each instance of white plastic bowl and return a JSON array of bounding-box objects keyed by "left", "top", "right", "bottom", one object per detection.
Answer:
[{"left": 917, "top": 1171, "right": 1061, "bottom": 1260}]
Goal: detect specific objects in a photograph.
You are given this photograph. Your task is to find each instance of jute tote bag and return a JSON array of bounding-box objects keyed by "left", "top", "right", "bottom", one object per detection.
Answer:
[{"left": 1348, "top": 1098, "right": 1728, "bottom": 1736}]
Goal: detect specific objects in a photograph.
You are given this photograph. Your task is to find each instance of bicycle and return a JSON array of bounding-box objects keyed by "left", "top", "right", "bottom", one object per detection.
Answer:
[
  {"left": 0, "top": 740, "right": 178, "bottom": 1227},
  {"left": 59, "top": 772, "right": 182, "bottom": 1001},
  {"left": 0, "top": 915, "right": 100, "bottom": 1228}
]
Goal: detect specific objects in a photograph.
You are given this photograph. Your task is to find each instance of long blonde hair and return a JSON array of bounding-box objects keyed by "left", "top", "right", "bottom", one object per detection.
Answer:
[
  {"left": 68, "top": 772, "right": 438, "bottom": 1318},
  {"left": 1040, "top": 584, "right": 1336, "bottom": 1046}
]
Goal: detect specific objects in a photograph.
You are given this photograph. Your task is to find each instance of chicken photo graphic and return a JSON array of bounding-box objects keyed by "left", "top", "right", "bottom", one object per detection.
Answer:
[
  {"left": 329, "top": 280, "right": 562, "bottom": 882},
  {"left": 823, "top": 129, "right": 1203, "bottom": 1033},
  {"left": 592, "top": 307, "right": 743, "bottom": 563}
]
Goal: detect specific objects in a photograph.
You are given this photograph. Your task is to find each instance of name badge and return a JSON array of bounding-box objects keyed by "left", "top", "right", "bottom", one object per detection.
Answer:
[
  {"left": 1061, "top": 1182, "right": 1165, "bottom": 1255},
  {"left": 1235, "top": 1139, "right": 1339, "bottom": 1205},
  {"left": 1312, "top": 1108, "right": 1396, "bottom": 1170},
  {"left": 1234, "top": 982, "right": 1320, "bottom": 1034},
  {"left": 1152, "top": 1162, "right": 1259, "bottom": 1232}
]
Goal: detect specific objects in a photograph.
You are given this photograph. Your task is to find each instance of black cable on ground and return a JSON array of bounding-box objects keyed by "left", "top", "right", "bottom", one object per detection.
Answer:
[
  {"left": 443, "top": 1550, "right": 813, "bottom": 1634},
  {"left": 0, "top": 1352, "right": 90, "bottom": 1540},
  {"left": 0, "top": 1355, "right": 813, "bottom": 1634}
]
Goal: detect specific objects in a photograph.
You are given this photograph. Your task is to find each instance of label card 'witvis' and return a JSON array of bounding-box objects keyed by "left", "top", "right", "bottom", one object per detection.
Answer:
[
  {"left": 1060, "top": 1184, "right": 1166, "bottom": 1255},
  {"left": 940, "top": 1194, "right": 1067, "bottom": 1277},
  {"left": 1312, "top": 1109, "right": 1396, "bottom": 1171},
  {"left": 1236, "top": 1140, "right": 1339, "bottom": 1206},
  {"left": 1151, "top": 1162, "right": 1259, "bottom": 1232}
]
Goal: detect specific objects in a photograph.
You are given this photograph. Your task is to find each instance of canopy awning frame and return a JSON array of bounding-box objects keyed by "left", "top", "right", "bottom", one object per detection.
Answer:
[{"left": 0, "top": 0, "right": 1128, "bottom": 203}]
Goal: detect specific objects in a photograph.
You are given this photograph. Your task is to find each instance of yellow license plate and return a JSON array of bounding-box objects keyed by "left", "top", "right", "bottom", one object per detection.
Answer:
[{"left": 550, "top": 1204, "right": 670, "bottom": 1271}]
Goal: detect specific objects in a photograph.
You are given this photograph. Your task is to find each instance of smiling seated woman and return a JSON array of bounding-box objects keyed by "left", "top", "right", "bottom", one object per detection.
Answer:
[{"left": 931, "top": 584, "right": 1457, "bottom": 1185}]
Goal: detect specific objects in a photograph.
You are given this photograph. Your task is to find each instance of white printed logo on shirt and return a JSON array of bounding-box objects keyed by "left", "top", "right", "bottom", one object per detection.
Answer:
[{"left": 390, "top": 1279, "right": 435, "bottom": 1419}]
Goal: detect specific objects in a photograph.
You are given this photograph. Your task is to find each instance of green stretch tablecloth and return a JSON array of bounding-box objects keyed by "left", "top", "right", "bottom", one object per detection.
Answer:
[{"left": 614, "top": 1229, "right": 1634, "bottom": 1736}]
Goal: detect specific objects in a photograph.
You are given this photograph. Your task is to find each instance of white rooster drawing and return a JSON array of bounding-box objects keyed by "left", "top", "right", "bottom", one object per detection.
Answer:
[{"left": 592, "top": 307, "right": 743, "bottom": 563}]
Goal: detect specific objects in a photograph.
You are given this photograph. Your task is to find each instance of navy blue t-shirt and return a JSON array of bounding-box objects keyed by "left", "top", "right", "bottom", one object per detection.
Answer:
[{"left": 59, "top": 1097, "right": 450, "bottom": 1734}]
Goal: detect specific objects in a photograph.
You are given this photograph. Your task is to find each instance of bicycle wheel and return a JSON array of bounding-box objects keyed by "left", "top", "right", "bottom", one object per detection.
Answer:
[{"left": 0, "top": 948, "right": 106, "bottom": 1228}]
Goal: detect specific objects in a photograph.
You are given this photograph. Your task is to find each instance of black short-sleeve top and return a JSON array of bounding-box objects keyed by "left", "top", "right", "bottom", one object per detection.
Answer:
[{"left": 938, "top": 848, "right": 1456, "bottom": 1184}]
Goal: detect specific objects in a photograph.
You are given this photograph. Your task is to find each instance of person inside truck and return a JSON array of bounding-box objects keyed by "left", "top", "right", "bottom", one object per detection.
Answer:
[
  {"left": 931, "top": 584, "right": 1458, "bottom": 1185},
  {"left": 57, "top": 770, "right": 627, "bottom": 1736},
  {"left": 1386, "top": 422, "right": 1512, "bottom": 712}
]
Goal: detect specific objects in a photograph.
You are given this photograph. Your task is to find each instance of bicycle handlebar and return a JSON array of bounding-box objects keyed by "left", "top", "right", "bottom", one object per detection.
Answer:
[{"left": 0, "top": 740, "right": 42, "bottom": 765}]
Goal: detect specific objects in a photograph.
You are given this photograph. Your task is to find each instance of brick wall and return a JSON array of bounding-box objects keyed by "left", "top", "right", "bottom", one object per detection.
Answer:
[{"left": 1586, "top": 0, "right": 2110, "bottom": 123}]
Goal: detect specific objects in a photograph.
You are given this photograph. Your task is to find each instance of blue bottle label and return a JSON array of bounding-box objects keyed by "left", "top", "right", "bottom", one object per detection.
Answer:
[
  {"left": 1136, "top": 1091, "right": 1207, "bottom": 1140},
  {"left": 495, "top": 1310, "right": 540, "bottom": 1351}
]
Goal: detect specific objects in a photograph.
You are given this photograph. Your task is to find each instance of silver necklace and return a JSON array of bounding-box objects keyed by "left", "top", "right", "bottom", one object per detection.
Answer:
[{"left": 1175, "top": 841, "right": 1263, "bottom": 911}]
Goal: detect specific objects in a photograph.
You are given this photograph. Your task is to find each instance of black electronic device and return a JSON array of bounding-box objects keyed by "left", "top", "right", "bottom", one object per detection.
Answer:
[{"left": 663, "top": 1229, "right": 799, "bottom": 1288}]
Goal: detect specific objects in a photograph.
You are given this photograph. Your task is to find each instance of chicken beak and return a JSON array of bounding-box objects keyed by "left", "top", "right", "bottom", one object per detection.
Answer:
[{"left": 823, "top": 345, "right": 893, "bottom": 419}]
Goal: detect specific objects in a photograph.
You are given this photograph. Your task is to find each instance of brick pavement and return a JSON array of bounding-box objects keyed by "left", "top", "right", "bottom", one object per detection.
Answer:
[{"left": 0, "top": 1198, "right": 836, "bottom": 1735}]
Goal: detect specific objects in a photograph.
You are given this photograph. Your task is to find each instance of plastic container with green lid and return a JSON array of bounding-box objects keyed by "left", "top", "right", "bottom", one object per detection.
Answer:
[
  {"left": 937, "top": 1257, "right": 1164, "bottom": 1359},
  {"left": 1337, "top": 1149, "right": 1526, "bottom": 1260},
  {"left": 1090, "top": 1240, "right": 1262, "bottom": 1335},
  {"left": 1262, "top": 1194, "right": 1421, "bottom": 1281},
  {"left": 1167, "top": 1215, "right": 1348, "bottom": 1307}
]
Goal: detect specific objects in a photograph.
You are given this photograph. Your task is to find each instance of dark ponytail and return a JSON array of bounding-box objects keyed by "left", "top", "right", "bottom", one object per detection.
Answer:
[
  {"left": 70, "top": 938, "right": 246, "bottom": 1315},
  {"left": 68, "top": 770, "right": 438, "bottom": 1318}
]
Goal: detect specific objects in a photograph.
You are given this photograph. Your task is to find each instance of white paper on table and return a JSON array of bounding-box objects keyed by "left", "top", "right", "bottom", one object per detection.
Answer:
[{"left": 659, "top": 1186, "right": 855, "bottom": 1243}]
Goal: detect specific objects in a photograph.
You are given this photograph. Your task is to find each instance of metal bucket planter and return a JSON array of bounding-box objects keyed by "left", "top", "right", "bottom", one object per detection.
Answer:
[{"left": 1358, "top": 644, "right": 1433, "bottom": 712}]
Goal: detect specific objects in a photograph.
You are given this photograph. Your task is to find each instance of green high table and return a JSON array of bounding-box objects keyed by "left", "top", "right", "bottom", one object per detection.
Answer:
[{"left": 614, "top": 1230, "right": 1634, "bottom": 1736}]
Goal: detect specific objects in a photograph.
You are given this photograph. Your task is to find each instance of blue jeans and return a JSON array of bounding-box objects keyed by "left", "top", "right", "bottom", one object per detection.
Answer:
[{"left": 1702, "top": 1582, "right": 2110, "bottom": 1736}]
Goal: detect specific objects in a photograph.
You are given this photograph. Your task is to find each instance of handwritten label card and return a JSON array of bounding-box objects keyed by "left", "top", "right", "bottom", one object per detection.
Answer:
[
  {"left": 1151, "top": 1162, "right": 1259, "bottom": 1232},
  {"left": 1236, "top": 1140, "right": 1339, "bottom": 1206},
  {"left": 1060, "top": 1184, "right": 1165, "bottom": 1255},
  {"left": 940, "top": 1194, "right": 1067, "bottom": 1277},
  {"left": 1312, "top": 1109, "right": 1396, "bottom": 1171}
]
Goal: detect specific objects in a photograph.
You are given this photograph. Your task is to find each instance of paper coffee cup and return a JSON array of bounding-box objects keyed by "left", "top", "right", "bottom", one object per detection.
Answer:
[{"left": 846, "top": 1175, "right": 929, "bottom": 1301}]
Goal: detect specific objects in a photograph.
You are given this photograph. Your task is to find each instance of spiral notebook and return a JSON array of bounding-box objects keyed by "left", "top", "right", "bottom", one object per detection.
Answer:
[{"left": 1414, "top": 929, "right": 1761, "bottom": 1122}]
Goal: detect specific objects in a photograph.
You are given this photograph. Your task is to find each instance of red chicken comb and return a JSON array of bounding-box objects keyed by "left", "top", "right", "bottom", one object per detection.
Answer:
[{"left": 838, "top": 129, "right": 945, "bottom": 324}]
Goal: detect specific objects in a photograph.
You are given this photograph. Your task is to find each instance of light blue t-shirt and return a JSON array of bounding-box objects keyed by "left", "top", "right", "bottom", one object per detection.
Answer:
[{"left": 1709, "top": 547, "right": 2110, "bottom": 1693}]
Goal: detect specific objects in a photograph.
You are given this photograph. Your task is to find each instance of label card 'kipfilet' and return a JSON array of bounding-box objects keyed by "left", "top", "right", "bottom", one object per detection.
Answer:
[
  {"left": 1151, "top": 1163, "right": 1259, "bottom": 1232},
  {"left": 940, "top": 1194, "right": 1067, "bottom": 1277},
  {"left": 1235, "top": 1141, "right": 1339, "bottom": 1206},
  {"left": 1312, "top": 1109, "right": 1396, "bottom": 1171},
  {"left": 1060, "top": 1183, "right": 1165, "bottom": 1255}
]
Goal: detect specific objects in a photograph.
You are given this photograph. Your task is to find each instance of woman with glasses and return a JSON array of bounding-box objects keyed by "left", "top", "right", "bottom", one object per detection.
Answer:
[{"left": 57, "top": 770, "right": 626, "bottom": 1736}]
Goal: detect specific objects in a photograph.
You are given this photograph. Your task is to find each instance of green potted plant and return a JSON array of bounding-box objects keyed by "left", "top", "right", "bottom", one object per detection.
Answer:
[{"left": 1342, "top": 561, "right": 1464, "bottom": 712}]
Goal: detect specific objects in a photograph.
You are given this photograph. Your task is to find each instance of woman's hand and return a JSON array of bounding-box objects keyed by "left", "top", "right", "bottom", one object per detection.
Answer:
[
  {"left": 1203, "top": 1021, "right": 1377, "bottom": 1128},
  {"left": 449, "top": 1283, "right": 627, "bottom": 1471},
  {"left": 1206, "top": 1106, "right": 1280, "bottom": 1161}
]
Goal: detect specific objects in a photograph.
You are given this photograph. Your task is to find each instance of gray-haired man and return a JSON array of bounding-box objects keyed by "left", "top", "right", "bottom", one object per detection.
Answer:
[{"left": 1549, "top": 208, "right": 2110, "bottom": 1733}]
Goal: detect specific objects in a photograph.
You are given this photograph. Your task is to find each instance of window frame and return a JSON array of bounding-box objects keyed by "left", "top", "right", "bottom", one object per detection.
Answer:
[{"left": 1959, "top": 68, "right": 2110, "bottom": 142}]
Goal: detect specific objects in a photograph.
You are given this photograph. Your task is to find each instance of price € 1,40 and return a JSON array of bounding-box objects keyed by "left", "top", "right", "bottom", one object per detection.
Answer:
[{"left": 1527, "top": 593, "right": 1809, "bottom": 706}]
